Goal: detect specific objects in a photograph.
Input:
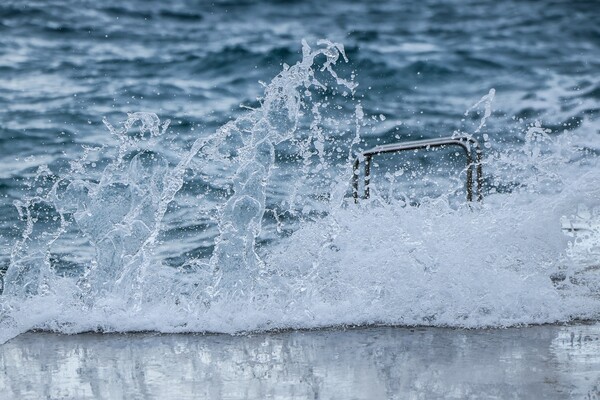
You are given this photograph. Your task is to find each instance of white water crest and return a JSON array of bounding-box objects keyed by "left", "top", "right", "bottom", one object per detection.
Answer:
[{"left": 1, "top": 40, "right": 599, "bottom": 343}]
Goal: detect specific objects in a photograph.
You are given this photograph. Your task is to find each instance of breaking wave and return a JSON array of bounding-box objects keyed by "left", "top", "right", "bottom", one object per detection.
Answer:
[{"left": 1, "top": 40, "right": 599, "bottom": 343}]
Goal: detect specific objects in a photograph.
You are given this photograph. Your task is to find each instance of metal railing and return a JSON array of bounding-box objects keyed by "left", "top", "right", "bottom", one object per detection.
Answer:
[{"left": 352, "top": 135, "right": 483, "bottom": 203}]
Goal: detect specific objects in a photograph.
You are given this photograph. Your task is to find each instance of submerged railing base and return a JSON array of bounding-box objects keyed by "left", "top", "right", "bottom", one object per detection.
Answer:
[{"left": 352, "top": 135, "right": 483, "bottom": 203}]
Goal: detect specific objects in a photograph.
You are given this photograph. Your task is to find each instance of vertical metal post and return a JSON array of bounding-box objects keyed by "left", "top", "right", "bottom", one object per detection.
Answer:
[
  {"left": 476, "top": 148, "right": 483, "bottom": 202},
  {"left": 352, "top": 157, "right": 360, "bottom": 203},
  {"left": 364, "top": 154, "right": 372, "bottom": 199},
  {"left": 466, "top": 149, "right": 473, "bottom": 202}
]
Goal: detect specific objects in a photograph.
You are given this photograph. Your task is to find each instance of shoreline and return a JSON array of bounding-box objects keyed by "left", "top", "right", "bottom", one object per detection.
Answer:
[{"left": 2, "top": 322, "right": 599, "bottom": 399}]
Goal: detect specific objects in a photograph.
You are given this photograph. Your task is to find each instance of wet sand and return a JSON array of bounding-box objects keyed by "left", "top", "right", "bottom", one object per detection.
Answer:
[{"left": 1, "top": 323, "right": 600, "bottom": 399}]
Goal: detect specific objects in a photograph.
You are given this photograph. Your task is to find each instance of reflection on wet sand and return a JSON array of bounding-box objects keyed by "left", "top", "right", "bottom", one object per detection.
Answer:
[{"left": 1, "top": 324, "right": 599, "bottom": 399}]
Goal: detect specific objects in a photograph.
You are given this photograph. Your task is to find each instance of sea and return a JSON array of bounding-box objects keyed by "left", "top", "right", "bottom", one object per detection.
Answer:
[{"left": 0, "top": 0, "right": 599, "bottom": 397}]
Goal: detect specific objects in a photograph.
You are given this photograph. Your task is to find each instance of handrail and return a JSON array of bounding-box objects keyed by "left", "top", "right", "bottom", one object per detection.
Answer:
[{"left": 352, "top": 135, "right": 483, "bottom": 203}]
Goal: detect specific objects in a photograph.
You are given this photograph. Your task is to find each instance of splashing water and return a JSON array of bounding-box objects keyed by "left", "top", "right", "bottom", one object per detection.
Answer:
[
  {"left": 465, "top": 88, "right": 495, "bottom": 134},
  {"left": 1, "top": 40, "right": 599, "bottom": 343}
]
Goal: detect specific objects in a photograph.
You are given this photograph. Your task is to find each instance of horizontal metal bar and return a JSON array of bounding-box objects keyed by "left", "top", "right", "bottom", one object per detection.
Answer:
[{"left": 363, "top": 137, "right": 477, "bottom": 156}]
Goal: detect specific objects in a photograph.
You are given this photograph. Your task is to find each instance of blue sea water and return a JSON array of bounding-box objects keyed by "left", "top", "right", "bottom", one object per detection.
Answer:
[{"left": 0, "top": 0, "right": 599, "bottom": 341}]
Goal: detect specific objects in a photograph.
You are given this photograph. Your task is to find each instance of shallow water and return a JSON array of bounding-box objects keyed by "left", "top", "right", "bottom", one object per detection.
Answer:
[
  {"left": 0, "top": 0, "right": 599, "bottom": 341},
  {"left": 2, "top": 324, "right": 600, "bottom": 399}
]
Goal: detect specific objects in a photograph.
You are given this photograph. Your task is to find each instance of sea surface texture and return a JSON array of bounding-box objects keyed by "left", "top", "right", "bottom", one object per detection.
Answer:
[{"left": 0, "top": 0, "right": 599, "bottom": 342}]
